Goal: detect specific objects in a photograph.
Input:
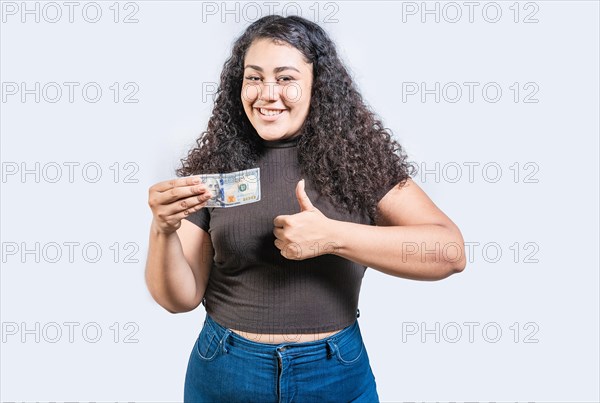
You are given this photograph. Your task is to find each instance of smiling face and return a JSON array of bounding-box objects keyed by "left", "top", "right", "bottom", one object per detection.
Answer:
[{"left": 241, "top": 38, "right": 313, "bottom": 142}]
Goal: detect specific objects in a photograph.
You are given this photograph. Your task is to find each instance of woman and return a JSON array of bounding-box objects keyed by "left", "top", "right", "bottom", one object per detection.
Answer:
[{"left": 145, "top": 15, "right": 466, "bottom": 402}]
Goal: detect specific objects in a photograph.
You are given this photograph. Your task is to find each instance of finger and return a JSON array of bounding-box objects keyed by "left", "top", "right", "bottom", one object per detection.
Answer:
[
  {"left": 152, "top": 176, "right": 205, "bottom": 192},
  {"left": 280, "top": 242, "right": 302, "bottom": 260},
  {"left": 163, "top": 191, "right": 214, "bottom": 216},
  {"left": 273, "top": 215, "right": 289, "bottom": 228},
  {"left": 273, "top": 227, "right": 284, "bottom": 240},
  {"left": 157, "top": 183, "right": 211, "bottom": 205},
  {"left": 296, "top": 179, "right": 314, "bottom": 212},
  {"left": 168, "top": 198, "right": 212, "bottom": 223}
]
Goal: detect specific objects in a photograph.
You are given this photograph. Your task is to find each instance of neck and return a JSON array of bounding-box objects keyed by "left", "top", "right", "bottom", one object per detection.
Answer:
[{"left": 260, "top": 134, "right": 301, "bottom": 148}]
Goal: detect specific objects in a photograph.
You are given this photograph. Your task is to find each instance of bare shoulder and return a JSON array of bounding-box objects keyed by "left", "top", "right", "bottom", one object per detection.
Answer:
[{"left": 375, "top": 178, "right": 458, "bottom": 231}]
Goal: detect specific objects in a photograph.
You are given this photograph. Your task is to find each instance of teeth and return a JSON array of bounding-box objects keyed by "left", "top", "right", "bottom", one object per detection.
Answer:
[{"left": 259, "top": 108, "right": 283, "bottom": 116}]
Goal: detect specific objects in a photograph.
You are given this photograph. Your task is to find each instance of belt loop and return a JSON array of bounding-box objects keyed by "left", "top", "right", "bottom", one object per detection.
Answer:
[
  {"left": 325, "top": 339, "right": 336, "bottom": 359},
  {"left": 221, "top": 329, "right": 232, "bottom": 354}
]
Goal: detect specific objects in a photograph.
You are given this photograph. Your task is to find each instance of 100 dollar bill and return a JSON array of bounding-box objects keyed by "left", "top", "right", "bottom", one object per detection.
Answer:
[{"left": 191, "top": 167, "right": 260, "bottom": 208}]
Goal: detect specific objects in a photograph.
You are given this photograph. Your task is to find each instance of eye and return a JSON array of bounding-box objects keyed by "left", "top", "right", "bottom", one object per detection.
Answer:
[
  {"left": 278, "top": 76, "right": 293, "bottom": 83},
  {"left": 244, "top": 76, "right": 261, "bottom": 81}
]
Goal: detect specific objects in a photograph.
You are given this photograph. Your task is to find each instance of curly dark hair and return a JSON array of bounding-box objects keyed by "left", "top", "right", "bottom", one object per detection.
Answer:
[{"left": 177, "top": 14, "right": 417, "bottom": 224}]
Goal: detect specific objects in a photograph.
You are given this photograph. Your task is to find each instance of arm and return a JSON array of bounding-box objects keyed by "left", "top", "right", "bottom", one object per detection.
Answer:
[
  {"left": 329, "top": 178, "right": 466, "bottom": 280},
  {"left": 273, "top": 178, "right": 466, "bottom": 281},
  {"left": 145, "top": 220, "right": 214, "bottom": 313},
  {"left": 144, "top": 177, "right": 214, "bottom": 313}
]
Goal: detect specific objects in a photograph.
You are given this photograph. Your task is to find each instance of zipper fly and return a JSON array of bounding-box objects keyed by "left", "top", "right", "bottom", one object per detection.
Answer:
[
  {"left": 276, "top": 354, "right": 282, "bottom": 401},
  {"left": 276, "top": 347, "right": 287, "bottom": 402}
]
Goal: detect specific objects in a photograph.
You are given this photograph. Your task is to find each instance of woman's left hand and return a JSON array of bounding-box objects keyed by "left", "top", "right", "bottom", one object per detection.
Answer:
[{"left": 273, "top": 179, "right": 338, "bottom": 260}]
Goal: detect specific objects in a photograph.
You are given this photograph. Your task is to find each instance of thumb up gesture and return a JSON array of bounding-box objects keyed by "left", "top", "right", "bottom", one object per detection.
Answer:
[{"left": 273, "top": 179, "right": 337, "bottom": 260}]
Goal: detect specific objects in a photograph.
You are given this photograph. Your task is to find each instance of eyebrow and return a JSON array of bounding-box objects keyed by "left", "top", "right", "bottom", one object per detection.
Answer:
[{"left": 244, "top": 65, "right": 301, "bottom": 74}]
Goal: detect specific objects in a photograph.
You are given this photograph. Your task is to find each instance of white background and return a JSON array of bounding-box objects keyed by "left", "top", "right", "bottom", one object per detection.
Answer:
[{"left": 1, "top": 1, "right": 599, "bottom": 401}]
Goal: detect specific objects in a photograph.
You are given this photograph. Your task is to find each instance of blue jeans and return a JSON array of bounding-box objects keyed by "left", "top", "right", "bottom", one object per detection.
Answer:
[{"left": 184, "top": 313, "right": 380, "bottom": 402}]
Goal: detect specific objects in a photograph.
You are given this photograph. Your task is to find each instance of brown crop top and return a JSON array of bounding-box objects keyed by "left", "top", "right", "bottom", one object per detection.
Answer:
[{"left": 185, "top": 135, "right": 397, "bottom": 333}]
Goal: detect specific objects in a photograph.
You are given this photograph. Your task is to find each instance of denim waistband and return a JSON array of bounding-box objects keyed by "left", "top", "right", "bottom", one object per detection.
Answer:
[{"left": 204, "top": 313, "right": 360, "bottom": 357}]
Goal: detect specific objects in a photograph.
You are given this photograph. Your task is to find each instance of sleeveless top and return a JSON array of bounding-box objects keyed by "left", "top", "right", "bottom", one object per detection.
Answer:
[{"left": 185, "top": 135, "right": 396, "bottom": 333}]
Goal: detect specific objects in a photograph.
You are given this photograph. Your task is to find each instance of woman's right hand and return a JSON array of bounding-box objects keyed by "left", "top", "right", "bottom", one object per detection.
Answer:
[{"left": 148, "top": 176, "right": 213, "bottom": 235}]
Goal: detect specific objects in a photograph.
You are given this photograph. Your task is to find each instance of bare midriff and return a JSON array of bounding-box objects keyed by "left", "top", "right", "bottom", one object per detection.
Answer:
[{"left": 229, "top": 327, "right": 344, "bottom": 344}]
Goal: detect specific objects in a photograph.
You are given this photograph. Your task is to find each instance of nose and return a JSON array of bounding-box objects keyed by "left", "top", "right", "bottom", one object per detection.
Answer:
[{"left": 258, "top": 81, "right": 282, "bottom": 102}]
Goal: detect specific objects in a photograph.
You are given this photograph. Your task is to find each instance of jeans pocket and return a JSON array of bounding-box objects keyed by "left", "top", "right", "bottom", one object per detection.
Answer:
[
  {"left": 194, "top": 320, "right": 221, "bottom": 361},
  {"left": 332, "top": 333, "right": 364, "bottom": 366}
]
